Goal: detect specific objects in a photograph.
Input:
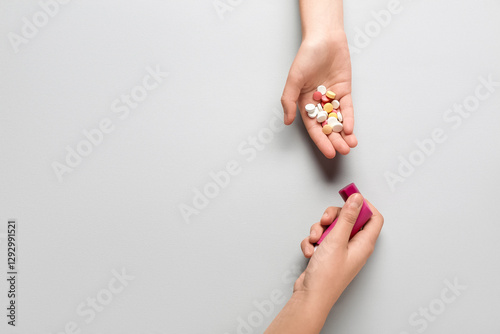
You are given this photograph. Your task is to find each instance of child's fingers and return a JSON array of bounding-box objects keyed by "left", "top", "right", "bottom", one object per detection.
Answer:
[
  {"left": 300, "top": 237, "right": 315, "bottom": 258},
  {"left": 341, "top": 131, "right": 358, "bottom": 148},
  {"left": 309, "top": 222, "right": 324, "bottom": 243},
  {"left": 349, "top": 199, "right": 384, "bottom": 248},
  {"left": 320, "top": 206, "right": 341, "bottom": 225},
  {"left": 302, "top": 203, "right": 359, "bottom": 258},
  {"left": 328, "top": 194, "right": 363, "bottom": 246},
  {"left": 347, "top": 199, "right": 383, "bottom": 263},
  {"left": 339, "top": 93, "right": 354, "bottom": 135},
  {"left": 302, "top": 114, "right": 337, "bottom": 159},
  {"left": 281, "top": 71, "right": 303, "bottom": 125},
  {"left": 329, "top": 132, "right": 350, "bottom": 155}
]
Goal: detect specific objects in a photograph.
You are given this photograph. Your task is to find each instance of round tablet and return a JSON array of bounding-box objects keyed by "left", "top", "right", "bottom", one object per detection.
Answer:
[
  {"left": 316, "top": 111, "right": 328, "bottom": 123},
  {"left": 305, "top": 103, "right": 316, "bottom": 113},
  {"left": 331, "top": 100, "right": 340, "bottom": 109},
  {"left": 323, "top": 103, "right": 333, "bottom": 113},
  {"left": 307, "top": 108, "right": 319, "bottom": 118},
  {"left": 327, "top": 117, "right": 339, "bottom": 126},
  {"left": 313, "top": 91, "right": 323, "bottom": 101},
  {"left": 317, "top": 85, "right": 327, "bottom": 95},
  {"left": 321, "top": 95, "right": 330, "bottom": 103},
  {"left": 326, "top": 91, "right": 336, "bottom": 99},
  {"left": 328, "top": 112, "right": 338, "bottom": 119},
  {"left": 322, "top": 125, "right": 333, "bottom": 135},
  {"left": 332, "top": 122, "right": 343, "bottom": 133}
]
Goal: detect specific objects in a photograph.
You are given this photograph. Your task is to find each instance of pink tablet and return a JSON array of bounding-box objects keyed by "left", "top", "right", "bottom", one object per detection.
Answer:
[{"left": 316, "top": 183, "right": 373, "bottom": 245}]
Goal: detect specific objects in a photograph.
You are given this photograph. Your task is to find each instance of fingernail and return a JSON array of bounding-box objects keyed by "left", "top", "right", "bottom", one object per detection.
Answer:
[
  {"left": 310, "top": 230, "right": 316, "bottom": 238},
  {"left": 322, "top": 212, "right": 328, "bottom": 219},
  {"left": 348, "top": 193, "right": 363, "bottom": 208}
]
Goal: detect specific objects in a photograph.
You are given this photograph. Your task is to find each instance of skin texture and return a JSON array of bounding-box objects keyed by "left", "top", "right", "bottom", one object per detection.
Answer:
[
  {"left": 281, "top": 0, "right": 357, "bottom": 158},
  {"left": 265, "top": 194, "right": 384, "bottom": 334}
]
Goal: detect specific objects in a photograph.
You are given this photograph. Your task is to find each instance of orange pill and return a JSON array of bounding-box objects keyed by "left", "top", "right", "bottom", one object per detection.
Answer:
[
  {"left": 322, "top": 125, "right": 333, "bottom": 135},
  {"left": 328, "top": 113, "right": 338, "bottom": 119}
]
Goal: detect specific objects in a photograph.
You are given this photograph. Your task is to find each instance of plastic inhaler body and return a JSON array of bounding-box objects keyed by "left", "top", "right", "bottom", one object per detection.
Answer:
[{"left": 316, "top": 183, "right": 373, "bottom": 246}]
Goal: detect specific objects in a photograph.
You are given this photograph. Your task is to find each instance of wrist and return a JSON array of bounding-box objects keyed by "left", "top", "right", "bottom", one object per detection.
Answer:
[
  {"left": 302, "top": 28, "right": 346, "bottom": 46},
  {"left": 302, "top": 25, "right": 344, "bottom": 43},
  {"left": 291, "top": 289, "right": 337, "bottom": 319},
  {"left": 265, "top": 290, "right": 335, "bottom": 334},
  {"left": 299, "top": 0, "right": 345, "bottom": 42}
]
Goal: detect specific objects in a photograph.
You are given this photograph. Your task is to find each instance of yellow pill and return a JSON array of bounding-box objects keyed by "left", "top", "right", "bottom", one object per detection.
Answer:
[
  {"left": 326, "top": 91, "right": 336, "bottom": 99},
  {"left": 323, "top": 103, "right": 333, "bottom": 113},
  {"left": 328, "top": 113, "right": 338, "bottom": 119},
  {"left": 322, "top": 125, "right": 333, "bottom": 135}
]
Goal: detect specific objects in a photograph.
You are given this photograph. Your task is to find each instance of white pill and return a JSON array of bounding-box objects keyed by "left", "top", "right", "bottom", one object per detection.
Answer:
[
  {"left": 327, "top": 117, "right": 343, "bottom": 131},
  {"left": 337, "top": 111, "right": 343, "bottom": 122},
  {"left": 332, "top": 123, "right": 343, "bottom": 132},
  {"left": 331, "top": 100, "right": 340, "bottom": 109},
  {"left": 316, "top": 103, "right": 323, "bottom": 111},
  {"left": 305, "top": 103, "right": 316, "bottom": 113},
  {"left": 316, "top": 111, "right": 328, "bottom": 123},
  {"left": 307, "top": 108, "right": 318, "bottom": 118},
  {"left": 317, "top": 85, "right": 327, "bottom": 95},
  {"left": 327, "top": 117, "right": 338, "bottom": 126},
  {"left": 327, "top": 118, "right": 343, "bottom": 132}
]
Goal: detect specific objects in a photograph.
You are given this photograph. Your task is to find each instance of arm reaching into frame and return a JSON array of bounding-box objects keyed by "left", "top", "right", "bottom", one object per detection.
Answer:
[
  {"left": 281, "top": 0, "right": 357, "bottom": 158},
  {"left": 265, "top": 194, "right": 384, "bottom": 334}
]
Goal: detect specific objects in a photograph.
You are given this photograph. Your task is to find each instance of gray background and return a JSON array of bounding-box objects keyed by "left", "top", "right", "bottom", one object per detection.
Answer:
[{"left": 1, "top": 0, "right": 499, "bottom": 333}]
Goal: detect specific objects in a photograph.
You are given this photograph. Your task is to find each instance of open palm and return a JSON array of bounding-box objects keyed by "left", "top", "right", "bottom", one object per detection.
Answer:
[{"left": 281, "top": 32, "right": 357, "bottom": 158}]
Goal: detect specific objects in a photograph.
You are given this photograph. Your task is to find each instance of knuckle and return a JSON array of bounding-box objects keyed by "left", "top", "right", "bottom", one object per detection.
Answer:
[{"left": 280, "top": 95, "right": 287, "bottom": 105}]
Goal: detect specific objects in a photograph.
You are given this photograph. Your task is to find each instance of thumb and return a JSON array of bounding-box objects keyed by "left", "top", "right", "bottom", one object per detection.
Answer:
[
  {"left": 329, "top": 193, "right": 364, "bottom": 245},
  {"left": 281, "top": 71, "right": 304, "bottom": 125}
]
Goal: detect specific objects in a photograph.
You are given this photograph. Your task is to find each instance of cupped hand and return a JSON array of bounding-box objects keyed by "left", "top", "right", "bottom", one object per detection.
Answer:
[{"left": 281, "top": 31, "right": 357, "bottom": 158}]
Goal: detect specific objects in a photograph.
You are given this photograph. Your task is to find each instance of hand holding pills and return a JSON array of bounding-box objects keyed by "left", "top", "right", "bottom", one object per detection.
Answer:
[
  {"left": 281, "top": 31, "right": 358, "bottom": 159},
  {"left": 306, "top": 86, "right": 344, "bottom": 136}
]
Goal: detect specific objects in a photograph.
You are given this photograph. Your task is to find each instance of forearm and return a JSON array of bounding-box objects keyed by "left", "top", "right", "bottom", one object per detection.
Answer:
[
  {"left": 299, "top": 0, "right": 344, "bottom": 41},
  {"left": 264, "top": 291, "right": 334, "bottom": 334}
]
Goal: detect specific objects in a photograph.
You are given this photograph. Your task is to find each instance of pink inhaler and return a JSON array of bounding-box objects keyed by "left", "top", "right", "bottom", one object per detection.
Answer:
[{"left": 315, "top": 183, "right": 373, "bottom": 245}]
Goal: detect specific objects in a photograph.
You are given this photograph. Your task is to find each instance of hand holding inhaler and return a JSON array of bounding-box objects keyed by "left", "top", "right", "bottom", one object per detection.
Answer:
[{"left": 265, "top": 184, "right": 384, "bottom": 334}]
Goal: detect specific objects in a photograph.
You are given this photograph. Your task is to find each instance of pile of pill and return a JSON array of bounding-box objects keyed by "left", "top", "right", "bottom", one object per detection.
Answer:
[{"left": 304, "top": 85, "right": 343, "bottom": 135}]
